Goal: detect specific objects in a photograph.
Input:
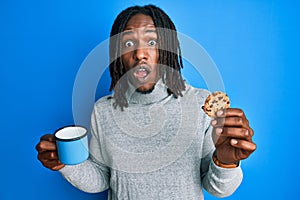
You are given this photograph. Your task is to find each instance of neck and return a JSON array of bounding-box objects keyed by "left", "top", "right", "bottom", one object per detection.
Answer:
[
  {"left": 135, "top": 86, "right": 155, "bottom": 94},
  {"left": 126, "top": 79, "right": 170, "bottom": 105}
]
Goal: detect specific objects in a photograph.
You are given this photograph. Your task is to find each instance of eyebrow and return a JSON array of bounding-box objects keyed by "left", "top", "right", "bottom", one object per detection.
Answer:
[
  {"left": 122, "top": 29, "right": 157, "bottom": 37},
  {"left": 122, "top": 30, "right": 134, "bottom": 36},
  {"left": 145, "top": 29, "right": 157, "bottom": 34}
]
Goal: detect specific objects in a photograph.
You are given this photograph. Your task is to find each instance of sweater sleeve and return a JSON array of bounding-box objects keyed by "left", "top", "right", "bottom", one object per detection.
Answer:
[
  {"left": 59, "top": 105, "right": 110, "bottom": 193},
  {"left": 59, "top": 157, "right": 110, "bottom": 193},
  {"left": 200, "top": 125, "right": 243, "bottom": 198}
]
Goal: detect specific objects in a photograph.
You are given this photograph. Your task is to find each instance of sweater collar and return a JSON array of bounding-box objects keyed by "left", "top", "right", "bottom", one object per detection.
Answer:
[{"left": 126, "top": 79, "right": 170, "bottom": 105}]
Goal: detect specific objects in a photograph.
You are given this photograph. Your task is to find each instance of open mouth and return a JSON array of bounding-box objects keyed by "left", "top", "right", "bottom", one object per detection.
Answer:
[{"left": 133, "top": 65, "right": 151, "bottom": 80}]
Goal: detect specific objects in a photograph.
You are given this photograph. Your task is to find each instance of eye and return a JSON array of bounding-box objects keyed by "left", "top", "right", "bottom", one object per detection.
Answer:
[
  {"left": 148, "top": 39, "right": 157, "bottom": 46},
  {"left": 124, "top": 40, "right": 134, "bottom": 47}
]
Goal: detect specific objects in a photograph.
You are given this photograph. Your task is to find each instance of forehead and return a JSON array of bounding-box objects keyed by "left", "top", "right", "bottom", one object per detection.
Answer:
[{"left": 124, "top": 14, "right": 155, "bottom": 30}]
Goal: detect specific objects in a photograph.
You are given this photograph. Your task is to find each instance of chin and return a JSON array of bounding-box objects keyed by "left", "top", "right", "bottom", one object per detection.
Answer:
[{"left": 136, "top": 83, "right": 156, "bottom": 94}]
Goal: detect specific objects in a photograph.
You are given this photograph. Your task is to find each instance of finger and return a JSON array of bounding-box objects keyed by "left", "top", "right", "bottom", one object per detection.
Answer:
[
  {"left": 52, "top": 164, "right": 65, "bottom": 171},
  {"left": 211, "top": 116, "right": 249, "bottom": 129},
  {"left": 216, "top": 108, "right": 247, "bottom": 120},
  {"left": 216, "top": 127, "right": 250, "bottom": 139},
  {"left": 38, "top": 151, "right": 59, "bottom": 161},
  {"left": 230, "top": 138, "right": 257, "bottom": 152},
  {"left": 212, "top": 128, "right": 227, "bottom": 146},
  {"left": 249, "top": 127, "right": 254, "bottom": 137},
  {"left": 36, "top": 140, "right": 57, "bottom": 152},
  {"left": 39, "top": 158, "right": 65, "bottom": 171},
  {"left": 40, "top": 134, "right": 56, "bottom": 142}
]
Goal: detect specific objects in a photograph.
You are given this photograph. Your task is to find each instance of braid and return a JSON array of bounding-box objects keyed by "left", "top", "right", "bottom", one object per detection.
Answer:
[{"left": 109, "top": 4, "right": 186, "bottom": 110}]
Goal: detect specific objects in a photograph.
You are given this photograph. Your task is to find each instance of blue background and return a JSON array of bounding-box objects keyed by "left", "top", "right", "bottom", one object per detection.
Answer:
[{"left": 1, "top": 0, "right": 299, "bottom": 199}]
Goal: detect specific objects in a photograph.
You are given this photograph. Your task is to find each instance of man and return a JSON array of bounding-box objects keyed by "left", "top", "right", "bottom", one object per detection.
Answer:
[{"left": 36, "top": 4, "right": 256, "bottom": 199}]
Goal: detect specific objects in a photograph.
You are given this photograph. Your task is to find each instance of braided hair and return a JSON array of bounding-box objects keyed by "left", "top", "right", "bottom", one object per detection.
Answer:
[{"left": 109, "top": 4, "right": 186, "bottom": 110}]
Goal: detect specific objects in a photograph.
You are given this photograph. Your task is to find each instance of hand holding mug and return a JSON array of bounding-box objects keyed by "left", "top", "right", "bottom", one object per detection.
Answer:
[
  {"left": 36, "top": 134, "right": 65, "bottom": 171},
  {"left": 36, "top": 125, "right": 89, "bottom": 170}
]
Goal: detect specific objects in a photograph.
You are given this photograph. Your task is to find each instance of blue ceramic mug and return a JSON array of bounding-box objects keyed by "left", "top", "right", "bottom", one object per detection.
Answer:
[{"left": 54, "top": 125, "right": 89, "bottom": 165}]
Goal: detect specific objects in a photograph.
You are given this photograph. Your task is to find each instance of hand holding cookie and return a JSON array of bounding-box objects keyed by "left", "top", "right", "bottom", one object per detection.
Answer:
[{"left": 203, "top": 92, "right": 256, "bottom": 166}]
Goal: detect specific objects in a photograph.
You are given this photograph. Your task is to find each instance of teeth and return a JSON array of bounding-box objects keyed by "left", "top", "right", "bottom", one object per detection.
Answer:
[
  {"left": 134, "top": 66, "right": 149, "bottom": 79},
  {"left": 136, "top": 66, "right": 149, "bottom": 72}
]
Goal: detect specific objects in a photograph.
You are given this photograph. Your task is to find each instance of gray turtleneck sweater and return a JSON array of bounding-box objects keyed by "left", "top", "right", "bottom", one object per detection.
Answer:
[{"left": 59, "top": 80, "right": 243, "bottom": 200}]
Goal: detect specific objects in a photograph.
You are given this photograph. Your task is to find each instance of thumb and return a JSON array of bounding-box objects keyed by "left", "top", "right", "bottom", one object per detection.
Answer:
[{"left": 40, "top": 134, "right": 56, "bottom": 142}]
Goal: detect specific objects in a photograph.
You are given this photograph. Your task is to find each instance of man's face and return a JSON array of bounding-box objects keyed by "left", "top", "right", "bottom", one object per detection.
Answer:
[{"left": 121, "top": 14, "right": 159, "bottom": 93}]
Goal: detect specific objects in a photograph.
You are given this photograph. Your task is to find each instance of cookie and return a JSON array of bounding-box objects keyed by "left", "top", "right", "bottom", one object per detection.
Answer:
[{"left": 202, "top": 91, "right": 230, "bottom": 117}]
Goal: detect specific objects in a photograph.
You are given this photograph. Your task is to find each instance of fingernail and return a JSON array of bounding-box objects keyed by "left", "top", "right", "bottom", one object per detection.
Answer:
[
  {"left": 217, "top": 110, "right": 223, "bottom": 116},
  {"left": 211, "top": 120, "right": 217, "bottom": 126},
  {"left": 231, "top": 139, "right": 238, "bottom": 145},
  {"left": 245, "top": 130, "right": 249, "bottom": 136},
  {"left": 216, "top": 128, "right": 223, "bottom": 135}
]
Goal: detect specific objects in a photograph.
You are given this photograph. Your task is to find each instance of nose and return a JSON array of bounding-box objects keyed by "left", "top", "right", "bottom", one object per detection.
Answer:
[{"left": 134, "top": 45, "right": 148, "bottom": 61}]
